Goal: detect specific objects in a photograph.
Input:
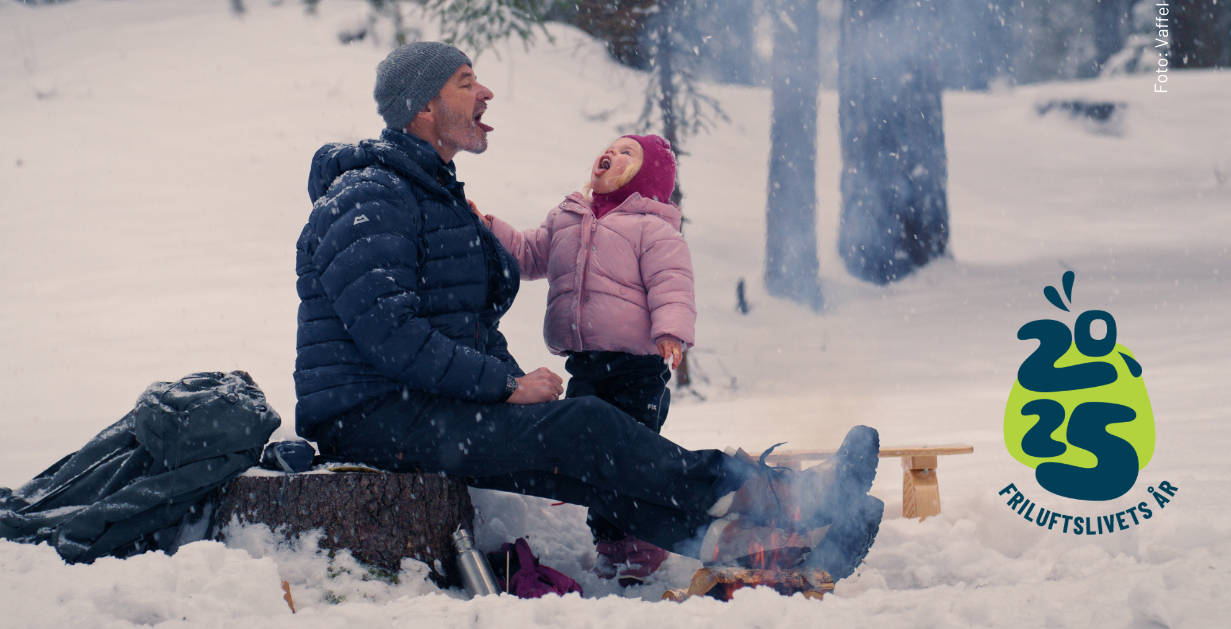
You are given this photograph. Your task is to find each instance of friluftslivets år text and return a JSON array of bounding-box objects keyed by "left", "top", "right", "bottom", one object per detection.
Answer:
[{"left": 998, "top": 481, "right": 1178, "bottom": 534}]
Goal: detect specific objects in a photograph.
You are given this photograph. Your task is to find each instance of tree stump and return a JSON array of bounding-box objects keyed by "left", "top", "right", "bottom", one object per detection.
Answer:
[{"left": 212, "top": 471, "right": 474, "bottom": 587}]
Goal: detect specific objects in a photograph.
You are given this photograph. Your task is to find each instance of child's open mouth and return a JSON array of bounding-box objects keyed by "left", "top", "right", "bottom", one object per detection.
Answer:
[{"left": 599, "top": 157, "right": 611, "bottom": 170}]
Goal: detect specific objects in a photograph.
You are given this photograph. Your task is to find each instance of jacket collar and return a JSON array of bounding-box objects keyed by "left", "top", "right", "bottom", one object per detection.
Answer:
[
  {"left": 379, "top": 128, "right": 466, "bottom": 202},
  {"left": 562, "top": 191, "right": 683, "bottom": 231}
]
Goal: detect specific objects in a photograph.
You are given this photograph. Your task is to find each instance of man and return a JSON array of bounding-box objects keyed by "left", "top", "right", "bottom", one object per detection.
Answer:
[{"left": 294, "top": 41, "right": 883, "bottom": 580}]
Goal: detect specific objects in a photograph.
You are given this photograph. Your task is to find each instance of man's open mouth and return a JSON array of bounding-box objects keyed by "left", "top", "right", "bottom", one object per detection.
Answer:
[{"left": 474, "top": 109, "right": 493, "bottom": 133}]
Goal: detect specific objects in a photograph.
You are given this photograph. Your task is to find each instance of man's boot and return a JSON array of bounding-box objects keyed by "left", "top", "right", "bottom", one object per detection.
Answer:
[
  {"left": 716, "top": 425, "right": 881, "bottom": 531},
  {"left": 797, "top": 425, "right": 881, "bottom": 529},
  {"left": 805, "top": 491, "right": 884, "bottom": 580}
]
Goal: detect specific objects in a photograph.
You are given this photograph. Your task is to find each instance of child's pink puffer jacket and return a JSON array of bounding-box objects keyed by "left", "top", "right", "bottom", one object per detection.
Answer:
[{"left": 489, "top": 191, "right": 696, "bottom": 356}]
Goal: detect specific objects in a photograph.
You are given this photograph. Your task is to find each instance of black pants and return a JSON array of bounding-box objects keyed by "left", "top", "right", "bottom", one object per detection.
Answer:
[
  {"left": 564, "top": 351, "right": 671, "bottom": 542},
  {"left": 315, "top": 387, "right": 744, "bottom": 556}
]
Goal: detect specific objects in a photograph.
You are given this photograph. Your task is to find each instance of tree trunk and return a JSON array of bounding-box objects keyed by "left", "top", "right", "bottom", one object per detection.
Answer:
[
  {"left": 213, "top": 471, "right": 474, "bottom": 587},
  {"left": 1094, "top": 0, "right": 1132, "bottom": 73},
  {"left": 764, "top": 0, "right": 823, "bottom": 309},
  {"left": 656, "top": 5, "right": 679, "bottom": 162},
  {"left": 653, "top": 1, "right": 692, "bottom": 386},
  {"left": 838, "top": 0, "right": 949, "bottom": 285}
]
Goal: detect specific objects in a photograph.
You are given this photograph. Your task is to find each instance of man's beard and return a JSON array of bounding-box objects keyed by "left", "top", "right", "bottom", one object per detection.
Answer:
[{"left": 436, "top": 101, "right": 488, "bottom": 155}]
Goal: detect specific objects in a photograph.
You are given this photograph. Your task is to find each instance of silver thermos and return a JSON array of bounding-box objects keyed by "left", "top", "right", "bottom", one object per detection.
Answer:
[{"left": 452, "top": 527, "right": 501, "bottom": 597}]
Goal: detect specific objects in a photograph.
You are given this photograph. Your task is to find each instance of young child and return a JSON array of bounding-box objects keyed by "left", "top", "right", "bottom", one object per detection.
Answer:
[{"left": 481, "top": 134, "right": 695, "bottom": 585}]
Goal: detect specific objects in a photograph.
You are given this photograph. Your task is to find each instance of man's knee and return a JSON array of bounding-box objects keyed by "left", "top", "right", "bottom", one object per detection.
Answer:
[
  {"left": 569, "top": 395, "right": 632, "bottom": 421},
  {"left": 550, "top": 396, "right": 641, "bottom": 438}
]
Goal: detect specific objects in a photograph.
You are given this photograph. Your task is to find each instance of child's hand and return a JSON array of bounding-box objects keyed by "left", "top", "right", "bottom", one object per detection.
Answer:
[
  {"left": 467, "top": 199, "right": 492, "bottom": 228},
  {"left": 657, "top": 338, "right": 683, "bottom": 370}
]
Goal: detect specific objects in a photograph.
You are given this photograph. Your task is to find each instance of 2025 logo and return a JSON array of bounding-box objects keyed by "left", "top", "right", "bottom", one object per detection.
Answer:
[{"left": 1003, "top": 271, "right": 1155, "bottom": 502}]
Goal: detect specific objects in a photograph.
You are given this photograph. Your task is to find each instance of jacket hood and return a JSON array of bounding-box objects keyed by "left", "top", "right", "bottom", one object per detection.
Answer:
[
  {"left": 308, "top": 129, "right": 441, "bottom": 203},
  {"left": 564, "top": 191, "right": 683, "bottom": 231}
]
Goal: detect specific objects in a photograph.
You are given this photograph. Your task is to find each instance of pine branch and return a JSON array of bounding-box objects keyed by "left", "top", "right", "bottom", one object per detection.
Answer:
[{"left": 424, "top": 0, "right": 556, "bottom": 57}]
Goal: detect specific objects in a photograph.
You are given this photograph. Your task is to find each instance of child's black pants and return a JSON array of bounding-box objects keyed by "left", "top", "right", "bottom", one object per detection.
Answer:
[{"left": 564, "top": 351, "right": 671, "bottom": 543}]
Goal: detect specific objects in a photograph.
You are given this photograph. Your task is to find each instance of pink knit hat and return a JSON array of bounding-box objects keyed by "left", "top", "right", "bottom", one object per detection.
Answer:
[{"left": 591, "top": 134, "right": 677, "bottom": 218}]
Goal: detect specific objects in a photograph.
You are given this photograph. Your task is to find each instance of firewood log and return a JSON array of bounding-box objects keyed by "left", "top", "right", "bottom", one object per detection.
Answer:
[{"left": 664, "top": 566, "right": 835, "bottom": 602}]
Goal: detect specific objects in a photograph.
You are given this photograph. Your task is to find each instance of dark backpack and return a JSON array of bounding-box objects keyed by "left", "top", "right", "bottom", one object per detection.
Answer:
[{"left": 0, "top": 371, "right": 279, "bottom": 563}]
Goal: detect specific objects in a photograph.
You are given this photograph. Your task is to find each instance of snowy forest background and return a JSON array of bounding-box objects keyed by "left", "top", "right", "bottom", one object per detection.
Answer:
[{"left": 2, "top": 1, "right": 1230, "bottom": 628}]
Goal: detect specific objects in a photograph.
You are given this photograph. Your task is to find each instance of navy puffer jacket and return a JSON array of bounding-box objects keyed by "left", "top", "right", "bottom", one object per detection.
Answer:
[{"left": 294, "top": 128, "right": 522, "bottom": 440}]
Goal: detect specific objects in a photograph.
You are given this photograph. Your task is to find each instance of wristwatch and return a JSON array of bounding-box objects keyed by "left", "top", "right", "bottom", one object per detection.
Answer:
[{"left": 503, "top": 374, "right": 519, "bottom": 400}]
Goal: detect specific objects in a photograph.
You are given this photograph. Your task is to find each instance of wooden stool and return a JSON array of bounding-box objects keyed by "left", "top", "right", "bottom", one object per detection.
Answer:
[{"left": 760, "top": 444, "right": 974, "bottom": 519}]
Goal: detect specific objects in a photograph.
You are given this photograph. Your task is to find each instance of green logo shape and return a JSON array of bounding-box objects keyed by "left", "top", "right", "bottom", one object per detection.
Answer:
[{"left": 1005, "top": 342, "right": 1155, "bottom": 472}]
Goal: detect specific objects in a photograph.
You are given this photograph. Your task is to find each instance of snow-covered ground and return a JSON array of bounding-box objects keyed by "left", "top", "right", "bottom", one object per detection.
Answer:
[{"left": 2, "top": 1, "right": 1229, "bottom": 627}]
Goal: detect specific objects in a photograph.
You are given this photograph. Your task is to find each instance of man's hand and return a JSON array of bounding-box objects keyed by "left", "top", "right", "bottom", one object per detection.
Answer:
[
  {"left": 657, "top": 338, "right": 683, "bottom": 370},
  {"left": 507, "top": 367, "right": 564, "bottom": 404}
]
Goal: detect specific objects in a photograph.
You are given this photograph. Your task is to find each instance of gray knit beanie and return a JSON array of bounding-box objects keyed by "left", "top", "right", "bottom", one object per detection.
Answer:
[{"left": 374, "top": 42, "right": 472, "bottom": 130}]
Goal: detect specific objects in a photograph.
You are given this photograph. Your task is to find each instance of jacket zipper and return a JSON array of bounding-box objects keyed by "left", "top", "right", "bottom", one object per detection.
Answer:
[{"left": 573, "top": 212, "right": 596, "bottom": 349}]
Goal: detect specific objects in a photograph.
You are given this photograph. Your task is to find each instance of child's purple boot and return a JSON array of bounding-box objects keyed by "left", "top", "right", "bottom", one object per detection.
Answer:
[{"left": 595, "top": 536, "right": 669, "bottom": 586}]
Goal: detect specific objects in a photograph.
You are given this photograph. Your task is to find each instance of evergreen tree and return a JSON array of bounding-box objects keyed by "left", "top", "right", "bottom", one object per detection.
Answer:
[
  {"left": 838, "top": 0, "right": 949, "bottom": 285},
  {"left": 1004, "top": 0, "right": 1099, "bottom": 82},
  {"left": 550, "top": 0, "right": 656, "bottom": 70},
  {"left": 425, "top": 0, "right": 555, "bottom": 55},
  {"left": 342, "top": 1, "right": 552, "bottom": 51},
  {"left": 1172, "top": 0, "right": 1231, "bottom": 68}
]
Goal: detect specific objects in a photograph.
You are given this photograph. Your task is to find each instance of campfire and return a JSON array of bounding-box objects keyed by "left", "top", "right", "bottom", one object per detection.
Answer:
[
  {"left": 664, "top": 532, "right": 834, "bottom": 602},
  {"left": 662, "top": 565, "right": 834, "bottom": 602}
]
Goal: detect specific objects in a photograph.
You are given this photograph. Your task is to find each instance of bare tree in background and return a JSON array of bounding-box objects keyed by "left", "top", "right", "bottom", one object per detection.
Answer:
[
  {"left": 838, "top": 0, "right": 949, "bottom": 285},
  {"left": 764, "top": 0, "right": 823, "bottom": 309},
  {"left": 628, "top": 0, "right": 729, "bottom": 385}
]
